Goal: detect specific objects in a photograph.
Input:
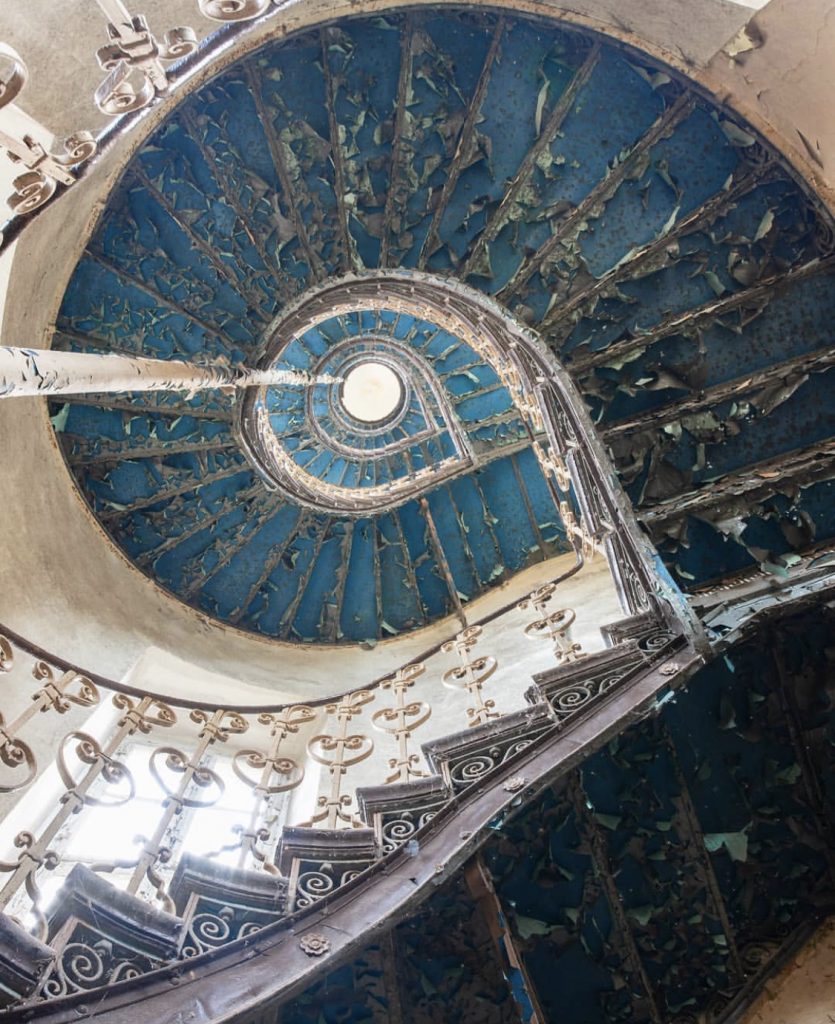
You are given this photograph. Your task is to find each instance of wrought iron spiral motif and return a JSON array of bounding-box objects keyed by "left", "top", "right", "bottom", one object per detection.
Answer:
[
  {"left": 449, "top": 753, "right": 496, "bottom": 787},
  {"left": 112, "top": 692, "right": 177, "bottom": 731},
  {"left": 31, "top": 661, "right": 100, "bottom": 711},
  {"left": 8, "top": 172, "right": 55, "bottom": 215},
  {"left": 183, "top": 909, "right": 233, "bottom": 956},
  {"left": 740, "top": 940, "right": 779, "bottom": 974},
  {"left": 381, "top": 813, "right": 418, "bottom": 853},
  {"left": 0, "top": 634, "right": 13, "bottom": 672},
  {"left": 189, "top": 707, "right": 248, "bottom": 739},
  {"left": 372, "top": 701, "right": 432, "bottom": 734},
  {"left": 149, "top": 746, "right": 225, "bottom": 808},
  {"left": 813, "top": 216, "right": 835, "bottom": 257},
  {"left": 232, "top": 748, "right": 304, "bottom": 794},
  {"left": 442, "top": 626, "right": 500, "bottom": 727},
  {"left": 0, "top": 43, "right": 27, "bottom": 108},
  {"left": 56, "top": 732, "right": 135, "bottom": 807},
  {"left": 306, "top": 733, "right": 374, "bottom": 769},
  {"left": 42, "top": 943, "right": 106, "bottom": 998},
  {"left": 54, "top": 132, "right": 98, "bottom": 166},
  {"left": 551, "top": 683, "right": 593, "bottom": 715},
  {"left": 198, "top": 0, "right": 273, "bottom": 21},
  {"left": 0, "top": 725, "right": 36, "bottom": 793},
  {"left": 639, "top": 629, "right": 676, "bottom": 654},
  {"left": 296, "top": 869, "right": 335, "bottom": 908}
]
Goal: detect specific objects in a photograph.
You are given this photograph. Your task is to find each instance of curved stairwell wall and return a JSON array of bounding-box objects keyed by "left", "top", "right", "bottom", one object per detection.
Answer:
[{"left": 0, "top": 0, "right": 833, "bottom": 1020}]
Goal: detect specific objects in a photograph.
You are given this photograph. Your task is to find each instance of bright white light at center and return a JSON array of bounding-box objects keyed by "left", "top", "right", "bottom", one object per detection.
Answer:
[{"left": 341, "top": 362, "right": 402, "bottom": 423}]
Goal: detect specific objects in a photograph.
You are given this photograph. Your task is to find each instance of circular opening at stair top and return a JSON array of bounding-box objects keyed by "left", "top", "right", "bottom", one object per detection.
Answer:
[{"left": 340, "top": 361, "right": 403, "bottom": 424}]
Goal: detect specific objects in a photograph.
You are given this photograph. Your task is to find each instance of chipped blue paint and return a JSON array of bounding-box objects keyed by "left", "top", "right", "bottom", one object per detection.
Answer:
[{"left": 48, "top": 9, "right": 834, "bottom": 637}]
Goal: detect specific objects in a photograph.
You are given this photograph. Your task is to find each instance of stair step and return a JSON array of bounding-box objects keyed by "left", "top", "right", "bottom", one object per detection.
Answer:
[
  {"left": 170, "top": 854, "right": 287, "bottom": 957},
  {"left": 357, "top": 775, "right": 451, "bottom": 854},
  {"left": 422, "top": 703, "right": 556, "bottom": 793},
  {"left": 0, "top": 914, "right": 53, "bottom": 1007},
  {"left": 277, "top": 827, "right": 378, "bottom": 913}
]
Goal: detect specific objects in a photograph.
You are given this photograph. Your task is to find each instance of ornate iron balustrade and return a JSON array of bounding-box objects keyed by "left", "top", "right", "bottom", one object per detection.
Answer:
[
  {"left": 0, "top": 2, "right": 301, "bottom": 234},
  {"left": 0, "top": 573, "right": 681, "bottom": 1009}
]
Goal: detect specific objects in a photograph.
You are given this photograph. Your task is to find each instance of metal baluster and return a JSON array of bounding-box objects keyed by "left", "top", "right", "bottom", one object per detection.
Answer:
[
  {"left": 0, "top": 43, "right": 96, "bottom": 213},
  {"left": 0, "top": 694, "right": 175, "bottom": 939},
  {"left": 93, "top": 0, "right": 198, "bottom": 115},
  {"left": 372, "top": 664, "right": 431, "bottom": 784},
  {"left": 0, "top": 649, "right": 100, "bottom": 795},
  {"left": 233, "top": 705, "right": 316, "bottom": 873},
  {"left": 441, "top": 626, "right": 500, "bottom": 728},
  {"left": 302, "top": 692, "right": 374, "bottom": 829},
  {"left": 518, "top": 583, "right": 584, "bottom": 664},
  {"left": 125, "top": 709, "right": 247, "bottom": 910}
]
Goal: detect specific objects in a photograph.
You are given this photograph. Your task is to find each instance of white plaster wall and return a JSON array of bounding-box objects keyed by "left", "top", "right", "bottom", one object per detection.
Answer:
[{"left": 700, "top": 0, "right": 835, "bottom": 213}]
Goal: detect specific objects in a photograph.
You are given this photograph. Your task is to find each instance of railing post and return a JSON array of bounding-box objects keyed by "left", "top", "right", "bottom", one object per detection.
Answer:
[
  {"left": 441, "top": 626, "right": 500, "bottom": 728},
  {"left": 372, "top": 664, "right": 431, "bottom": 784},
  {"left": 302, "top": 692, "right": 374, "bottom": 829}
]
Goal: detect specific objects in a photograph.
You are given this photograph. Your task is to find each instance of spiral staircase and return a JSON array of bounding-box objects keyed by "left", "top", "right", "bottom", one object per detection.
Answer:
[{"left": 0, "top": 1, "right": 833, "bottom": 1021}]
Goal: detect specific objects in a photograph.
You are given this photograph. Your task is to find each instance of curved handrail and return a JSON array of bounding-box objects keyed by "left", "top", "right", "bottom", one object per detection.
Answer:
[{"left": 0, "top": 555, "right": 584, "bottom": 713}]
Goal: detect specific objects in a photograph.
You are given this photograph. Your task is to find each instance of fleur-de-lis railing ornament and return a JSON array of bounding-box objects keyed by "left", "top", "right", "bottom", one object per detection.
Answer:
[
  {"left": 303, "top": 691, "right": 374, "bottom": 829},
  {"left": 125, "top": 708, "right": 247, "bottom": 910},
  {"left": 94, "top": 0, "right": 198, "bottom": 115},
  {"left": 0, "top": 694, "right": 174, "bottom": 938},
  {"left": 232, "top": 705, "right": 316, "bottom": 872},
  {"left": 441, "top": 626, "right": 500, "bottom": 728},
  {"left": 0, "top": 660, "right": 99, "bottom": 794},
  {"left": 198, "top": 0, "right": 274, "bottom": 21},
  {"left": 518, "top": 583, "right": 584, "bottom": 665},
  {"left": 372, "top": 664, "right": 431, "bottom": 784},
  {"left": 0, "top": 43, "right": 96, "bottom": 214}
]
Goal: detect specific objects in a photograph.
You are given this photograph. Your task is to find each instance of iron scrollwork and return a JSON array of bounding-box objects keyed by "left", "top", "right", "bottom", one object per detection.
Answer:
[
  {"left": 93, "top": 2, "right": 198, "bottom": 115},
  {"left": 0, "top": 44, "right": 96, "bottom": 214}
]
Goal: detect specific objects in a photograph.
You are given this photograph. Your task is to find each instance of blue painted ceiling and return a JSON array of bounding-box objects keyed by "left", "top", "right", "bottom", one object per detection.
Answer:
[{"left": 49, "top": 10, "right": 835, "bottom": 643}]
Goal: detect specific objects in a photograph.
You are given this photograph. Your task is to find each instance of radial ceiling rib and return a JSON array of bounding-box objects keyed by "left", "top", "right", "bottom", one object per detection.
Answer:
[
  {"left": 178, "top": 106, "right": 291, "bottom": 305},
  {"left": 84, "top": 249, "right": 246, "bottom": 354},
  {"left": 134, "top": 482, "right": 265, "bottom": 565},
  {"left": 130, "top": 164, "right": 272, "bottom": 320},
  {"left": 68, "top": 438, "right": 239, "bottom": 466},
  {"left": 126, "top": 474, "right": 255, "bottom": 537},
  {"left": 329, "top": 521, "right": 354, "bottom": 642},
  {"left": 571, "top": 256, "right": 835, "bottom": 375},
  {"left": 173, "top": 494, "right": 281, "bottom": 596},
  {"left": 497, "top": 92, "right": 696, "bottom": 303},
  {"left": 458, "top": 41, "right": 601, "bottom": 281},
  {"left": 418, "top": 16, "right": 506, "bottom": 269},
  {"left": 603, "top": 343, "right": 835, "bottom": 441},
  {"left": 243, "top": 61, "right": 326, "bottom": 282},
  {"left": 639, "top": 436, "right": 835, "bottom": 529},
  {"left": 181, "top": 504, "right": 281, "bottom": 600},
  {"left": 566, "top": 776, "right": 664, "bottom": 1024},
  {"left": 379, "top": 14, "right": 416, "bottom": 268},
  {"left": 320, "top": 29, "right": 361, "bottom": 274},
  {"left": 540, "top": 163, "right": 768, "bottom": 337},
  {"left": 98, "top": 463, "right": 249, "bottom": 522},
  {"left": 658, "top": 721, "right": 744, "bottom": 979},
  {"left": 277, "top": 517, "right": 334, "bottom": 639},
  {"left": 509, "top": 452, "right": 547, "bottom": 556},
  {"left": 57, "top": 395, "right": 233, "bottom": 423},
  {"left": 228, "top": 509, "right": 309, "bottom": 626}
]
